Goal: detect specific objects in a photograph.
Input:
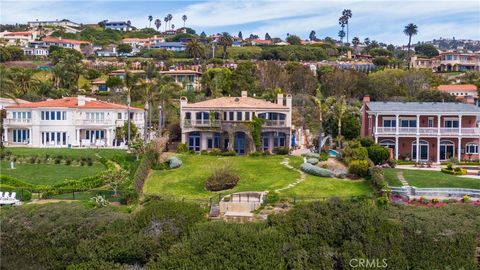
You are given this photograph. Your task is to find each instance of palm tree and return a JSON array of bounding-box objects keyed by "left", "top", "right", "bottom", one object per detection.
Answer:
[
  {"left": 404, "top": 23, "right": 418, "bottom": 67},
  {"left": 352, "top": 36, "right": 360, "bottom": 54},
  {"left": 219, "top": 32, "right": 233, "bottom": 59},
  {"left": 186, "top": 39, "right": 205, "bottom": 63},
  {"left": 341, "top": 9, "right": 352, "bottom": 43},
  {"left": 164, "top": 16, "right": 168, "bottom": 31},
  {"left": 154, "top": 19, "right": 161, "bottom": 31},
  {"left": 167, "top": 14, "right": 173, "bottom": 28},
  {"left": 182, "top": 15, "right": 187, "bottom": 28},
  {"left": 364, "top": 37, "right": 370, "bottom": 46},
  {"left": 138, "top": 78, "right": 157, "bottom": 141},
  {"left": 148, "top": 15, "right": 153, "bottom": 28},
  {"left": 9, "top": 68, "right": 40, "bottom": 96},
  {"left": 124, "top": 68, "right": 140, "bottom": 145},
  {"left": 338, "top": 30, "right": 346, "bottom": 43}
]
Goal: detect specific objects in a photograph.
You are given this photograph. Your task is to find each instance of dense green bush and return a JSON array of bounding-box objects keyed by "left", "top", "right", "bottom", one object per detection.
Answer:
[
  {"left": 273, "top": 147, "right": 289, "bottom": 155},
  {"left": 441, "top": 167, "right": 467, "bottom": 175},
  {"left": 300, "top": 163, "right": 334, "bottom": 177},
  {"left": 221, "top": 150, "right": 237, "bottom": 156},
  {"left": 348, "top": 159, "right": 370, "bottom": 177},
  {"left": 302, "top": 152, "right": 320, "bottom": 159},
  {"left": 368, "top": 166, "right": 387, "bottom": 192},
  {"left": 176, "top": 143, "right": 188, "bottom": 153},
  {"left": 342, "top": 145, "right": 368, "bottom": 164},
  {"left": 359, "top": 137, "right": 375, "bottom": 147},
  {"left": 367, "top": 145, "right": 390, "bottom": 165},
  {"left": 208, "top": 148, "right": 222, "bottom": 156}
]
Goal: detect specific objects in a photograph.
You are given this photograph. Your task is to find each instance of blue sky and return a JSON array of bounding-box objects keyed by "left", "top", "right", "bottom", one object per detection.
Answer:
[{"left": 1, "top": 0, "right": 479, "bottom": 45}]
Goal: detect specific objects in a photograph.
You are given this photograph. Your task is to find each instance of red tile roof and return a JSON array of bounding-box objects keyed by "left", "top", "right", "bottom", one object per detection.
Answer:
[
  {"left": 5, "top": 31, "right": 33, "bottom": 36},
  {"left": 438, "top": 84, "right": 478, "bottom": 92},
  {"left": 42, "top": 36, "right": 90, "bottom": 45},
  {"left": 6, "top": 97, "right": 142, "bottom": 111}
]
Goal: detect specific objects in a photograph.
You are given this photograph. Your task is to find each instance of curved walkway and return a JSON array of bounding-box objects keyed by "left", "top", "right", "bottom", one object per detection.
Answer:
[{"left": 275, "top": 157, "right": 306, "bottom": 192}]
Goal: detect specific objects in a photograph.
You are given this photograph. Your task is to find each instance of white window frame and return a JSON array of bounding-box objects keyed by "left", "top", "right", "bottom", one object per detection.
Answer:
[{"left": 465, "top": 143, "right": 478, "bottom": 154}]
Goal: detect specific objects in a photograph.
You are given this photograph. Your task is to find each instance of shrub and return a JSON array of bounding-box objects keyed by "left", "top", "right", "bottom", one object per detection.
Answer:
[
  {"left": 205, "top": 162, "right": 240, "bottom": 191},
  {"left": 367, "top": 145, "right": 390, "bottom": 165},
  {"left": 221, "top": 150, "right": 237, "bottom": 156},
  {"left": 446, "top": 162, "right": 453, "bottom": 170},
  {"left": 387, "top": 159, "right": 397, "bottom": 168},
  {"left": 249, "top": 151, "right": 269, "bottom": 157},
  {"left": 65, "top": 158, "right": 72, "bottom": 165},
  {"left": 29, "top": 156, "right": 36, "bottom": 164},
  {"left": 200, "top": 150, "right": 209, "bottom": 155},
  {"left": 176, "top": 143, "right": 188, "bottom": 153},
  {"left": 274, "top": 147, "right": 289, "bottom": 155},
  {"left": 342, "top": 146, "right": 368, "bottom": 164},
  {"left": 300, "top": 163, "right": 334, "bottom": 177},
  {"left": 166, "top": 156, "right": 182, "bottom": 169},
  {"left": 307, "top": 158, "right": 319, "bottom": 165},
  {"left": 265, "top": 192, "right": 280, "bottom": 204},
  {"left": 54, "top": 157, "right": 61, "bottom": 164},
  {"left": 209, "top": 148, "right": 222, "bottom": 156},
  {"left": 359, "top": 137, "right": 375, "bottom": 147},
  {"left": 441, "top": 167, "right": 467, "bottom": 175},
  {"left": 348, "top": 160, "right": 370, "bottom": 178},
  {"left": 319, "top": 152, "right": 329, "bottom": 161},
  {"left": 368, "top": 166, "right": 387, "bottom": 191}
]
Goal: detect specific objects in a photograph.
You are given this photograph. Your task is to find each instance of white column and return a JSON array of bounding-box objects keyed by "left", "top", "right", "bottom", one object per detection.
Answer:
[
  {"left": 415, "top": 137, "right": 420, "bottom": 162},
  {"left": 76, "top": 129, "right": 80, "bottom": 145},
  {"left": 458, "top": 115, "right": 462, "bottom": 136},
  {"left": 416, "top": 114, "right": 420, "bottom": 135},
  {"left": 395, "top": 136, "right": 399, "bottom": 160},
  {"left": 106, "top": 129, "right": 110, "bottom": 147},
  {"left": 374, "top": 113, "right": 379, "bottom": 143},
  {"left": 458, "top": 137, "right": 462, "bottom": 162},
  {"left": 28, "top": 128, "right": 32, "bottom": 145},
  {"left": 437, "top": 114, "right": 441, "bottom": 135},
  {"left": 437, "top": 137, "right": 441, "bottom": 164},
  {"left": 395, "top": 114, "right": 399, "bottom": 135},
  {"left": 3, "top": 128, "right": 8, "bottom": 145}
]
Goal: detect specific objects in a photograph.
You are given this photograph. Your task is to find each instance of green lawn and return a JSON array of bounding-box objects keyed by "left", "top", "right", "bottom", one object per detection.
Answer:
[
  {"left": 384, "top": 168, "right": 480, "bottom": 189},
  {"left": 144, "top": 154, "right": 372, "bottom": 200},
  {"left": 0, "top": 161, "right": 105, "bottom": 185},
  {"left": 4, "top": 148, "right": 128, "bottom": 161},
  {"left": 279, "top": 175, "right": 372, "bottom": 199}
]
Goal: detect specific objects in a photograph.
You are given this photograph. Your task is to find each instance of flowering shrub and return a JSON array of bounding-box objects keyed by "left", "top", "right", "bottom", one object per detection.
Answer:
[
  {"left": 167, "top": 156, "right": 182, "bottom": 169},
  {"left": 300, "top": 163, "right": 334, "bottom": 177},
  {"left": 348, "top": 160, "right": 369, "bottom": 178},
  {"left": 462, "top": 195, "right": 471, "bottom": 203},
  {"left": 307, "top": 158, "right": 319, "bottom": 165}
]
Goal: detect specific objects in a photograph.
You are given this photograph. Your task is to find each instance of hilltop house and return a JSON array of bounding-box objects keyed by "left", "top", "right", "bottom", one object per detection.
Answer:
[
  {"left": 411, "top": 52, "right": 480, "bottom": 72},
  {"left": 0, "top": 31, "right": 36, "bottom": 46},
  {"left": 105, "top": 21, "right": 132, "bottom": 31},
  {"left": 438, "top": 84, "right": 479, "bottom": 105},
  {"left": 159, "top": 69, "right": 202, "bottom": 91},
  {"left": 361, "top": 96, "right": 480, "bottom": 162},
  {"left": 28, "top": 19, "right": 80, "bottom": 28},
  {"left": 3, "top": 96, "right": 144, "bottom": 148},
  {"left": 179, "top": 91, "right": 292, "bottom": 154},
  {"left": 36, "top": 36, "right": 91, "bottom": 51},
  {"left": 150, "top": 42, "right": 186, "bottom": 51}
]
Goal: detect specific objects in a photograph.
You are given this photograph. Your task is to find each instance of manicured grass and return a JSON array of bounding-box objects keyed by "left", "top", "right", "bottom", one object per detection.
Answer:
[
  {"left": 144, "top": 154, "right": 304, "bottom": 200},
  {"left": 279, "top": 175, "right": 372, "bottom": 199},
  {"left": 49, "top": 189, "right": 120, "bottom": 201},
  {"left": 144, "top": 154, "right": 373, "bottom": 201},
  {"left": 384, "top": 168, "right": 480, "bottom": 189},
  {"left": 4, "top": 147, "right": 128, "bottom": 161},
  {"left": 0, "top": 161, "right": 105, "bottom": 185},
  {"left": 384, "top": 168, "right": 404, "bottom": 187}
]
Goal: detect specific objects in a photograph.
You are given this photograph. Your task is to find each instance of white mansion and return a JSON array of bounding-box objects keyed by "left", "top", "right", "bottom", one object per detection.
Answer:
[{"left": 3, "top": 96, "right": 144, "bottom": 147}]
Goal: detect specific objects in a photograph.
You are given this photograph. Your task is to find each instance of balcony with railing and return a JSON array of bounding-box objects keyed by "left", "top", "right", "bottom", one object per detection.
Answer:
[
  {"left": 184, "top": 119, "right": 221, "bottom": 127},
  {"left": 376, "top": 127, "right": 480, "bottom": 136},
  {"left": 263, "top": 119, "right": 286, "bottom": 127},
  {"left": 75, "top": 119, "right": 112, "bottom": 125},
  {"left": 3, "top": 118, "right": 31, "bottom": 125}
]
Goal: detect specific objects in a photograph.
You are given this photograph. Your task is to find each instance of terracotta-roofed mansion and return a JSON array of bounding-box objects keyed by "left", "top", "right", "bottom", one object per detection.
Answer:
[
  {"left": 3, "top": 96, "right": 144, "bottom": 148},
  {"left": 180, "top": 91, "right": 292, "bottom": 154}
]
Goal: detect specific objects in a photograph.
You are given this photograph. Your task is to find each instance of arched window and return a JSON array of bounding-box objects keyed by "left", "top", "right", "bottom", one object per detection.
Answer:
[{"left": 379, "top": 139, "right": 395, "bottom": 149}]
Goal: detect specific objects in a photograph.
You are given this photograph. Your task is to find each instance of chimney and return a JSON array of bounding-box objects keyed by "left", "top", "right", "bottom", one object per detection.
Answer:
[
  {"left": 241, "top": 91, "right": 248, "bottom": 98},
  {"left": 78, "top": 95, "right": 86, "bottom": 106},
  {"left": 277, "top": 93, "right": 284, "bottom": 105},
  {"left": 363, "top": 95, "right": 371, "bottom": 104},
  {"left": 180, "top": 96, "right": 188, "bottom": 108},
  {"left": 463, "top": 95, "right": 475, "bottom": 105},
  {"left": 286, "top": 94, "right": 292, "bottom": 108}
]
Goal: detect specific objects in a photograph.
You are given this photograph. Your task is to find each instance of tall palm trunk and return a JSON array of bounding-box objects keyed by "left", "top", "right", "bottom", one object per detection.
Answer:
[
  {"left": 143, "top": 102, "right": 148, "bottom": 142},
  {"left": 407, "top": 35, "right": 412, "bottom": 69},
  {"left": 127, "top": 93, "right": 131, "bottom": 146},
  {"left": 346, "top": 23, "right": 349, "bottom": 44}
]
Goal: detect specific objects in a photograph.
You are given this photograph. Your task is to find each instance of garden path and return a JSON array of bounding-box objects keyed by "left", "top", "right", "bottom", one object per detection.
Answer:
[
  {"left": 397, "top": 172, "right": 410, "bottom": 186},
  {"left": 275, "top": 157, "right": 306, "bottom": 192}
]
